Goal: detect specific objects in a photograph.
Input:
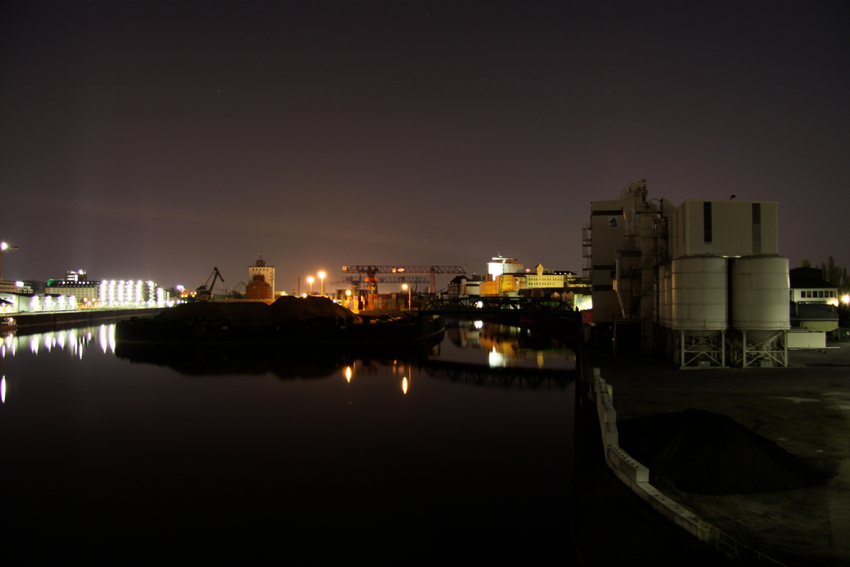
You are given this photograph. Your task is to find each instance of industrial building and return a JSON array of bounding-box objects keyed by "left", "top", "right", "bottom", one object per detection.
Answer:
[
  {"left": 787, "top": 266, "right": 840, "bottom": 349},
  {"left": 587, "top": 180, "right": 791, "bottom": 368},
  {"left": 247, "top": 256, "right": 275, "bottom": 298},
  {"left": 1, "top": 270, "right": 170, "bottom": 313}
]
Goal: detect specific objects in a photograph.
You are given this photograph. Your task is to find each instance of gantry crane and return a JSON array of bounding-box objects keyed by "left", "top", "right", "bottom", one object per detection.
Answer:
[
  {"left": 331, "top": 276, "right": 429, "bottom": 293},
  {"left": 341, "top": 265, "right": 465, "bottom": 298}
]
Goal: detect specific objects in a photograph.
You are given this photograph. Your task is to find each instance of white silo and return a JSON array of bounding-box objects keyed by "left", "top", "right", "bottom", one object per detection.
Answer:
[
  {"left": 671, "top": 255, "right": 728, "bottom": 367},
  {"left": 729, "top": 255, "right": 790, "bottom": 367}
]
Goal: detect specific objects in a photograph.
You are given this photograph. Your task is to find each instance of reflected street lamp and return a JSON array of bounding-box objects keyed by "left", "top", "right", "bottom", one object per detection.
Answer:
[
  {"left": 318, "top": 271, "right": 326, "bottom": 296},
  {"left": 307, "top": 276, "right": 314, "bottom": 294}
]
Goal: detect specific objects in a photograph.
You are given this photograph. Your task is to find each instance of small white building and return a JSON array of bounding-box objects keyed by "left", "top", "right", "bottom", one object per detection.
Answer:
[{"left": 789, "top": 266, "right": 839, "bottom": 306}]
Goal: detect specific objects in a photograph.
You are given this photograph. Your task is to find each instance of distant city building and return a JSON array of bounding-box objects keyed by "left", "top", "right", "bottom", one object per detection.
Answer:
[
  {"left": 248, "top": 257, "right": 275, "bottom": 297},
  {"left": 524, "top": 264, "right": 568, "bottom": 289},
  {"left": 0, "top": 280, "right": 32, "bottom": 294},
  {"left": 245, "top": 274, "right": 272, "bottom": 300},
  {"left": 447, "top": 275, "right": 484, "bottom": 296},
  {"left": 473, "top": 261, "right": 585, "bottom": 302},
  {"left": 487, "top": 257, "right": 523, "bottom": 279},
  {"left": 2, "top": 271, "right": 171, "bottom": 313},
  {"left": 46, "top": 273, "right": 170, "bottom": 308},
  {"left": 46, "top": 279, "right": 100, "bottom": 300}
]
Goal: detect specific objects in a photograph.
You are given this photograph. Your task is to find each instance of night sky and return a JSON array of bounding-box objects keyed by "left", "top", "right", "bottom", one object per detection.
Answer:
[{"left": 2, "top": 1, "right": 848, "bottom": 293}]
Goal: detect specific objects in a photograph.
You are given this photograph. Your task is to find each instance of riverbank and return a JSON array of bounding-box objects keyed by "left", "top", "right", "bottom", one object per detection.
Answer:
[
  {"left": 14, "top": 307, "right": 164, "bottom": 329},
  {"left": 580, "top": 342, "right": 850, "bottom": 566}
]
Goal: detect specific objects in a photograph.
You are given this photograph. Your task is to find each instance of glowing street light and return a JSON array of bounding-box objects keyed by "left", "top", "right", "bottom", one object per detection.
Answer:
[
  {"left": 0, "top": 241, "right": 18, "bottom": 282},
  {"left": 307, "top": 276, "right": 314, "bottom": 294},
  {"left": 402, "top": 283, "right": 411, "bottom": 310},
  {"left": 318, "top": 271, "right": 326, "bottom": 296}
]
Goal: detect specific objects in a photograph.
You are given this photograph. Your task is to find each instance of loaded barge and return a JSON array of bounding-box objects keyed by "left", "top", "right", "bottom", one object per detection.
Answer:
[{"left": 115, "top": 296, "right": 444, "bottom": 347}]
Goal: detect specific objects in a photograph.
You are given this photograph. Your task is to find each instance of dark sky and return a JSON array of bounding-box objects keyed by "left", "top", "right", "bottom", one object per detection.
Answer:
[{"left": 2, "top": 1, "right": 848, "bottom": 292}]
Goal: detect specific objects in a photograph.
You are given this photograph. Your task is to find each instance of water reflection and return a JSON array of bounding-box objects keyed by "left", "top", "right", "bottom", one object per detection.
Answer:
[
  {"left": 1, "top": 320, "right": 576, "bottom": 395},
  {"left": 0, "top": 318, "right": 575, "bottom": 562},
  {"left": 1, "top": 324, "right": 115, "bottom": 360},
  {"left": 442, "top": 318, "right": 576, "bottom": 370}
]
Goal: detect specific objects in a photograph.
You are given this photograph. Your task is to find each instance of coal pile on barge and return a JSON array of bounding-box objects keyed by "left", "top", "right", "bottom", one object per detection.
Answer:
[
  {"left": 156, "top": 295, "right": 361, "bottom": 324},
  {"left": 618, "top": 409, "right": 823, "bottom": 495},
  {"left": 115, "top": 296, "right": 444, "bottom": 350}
]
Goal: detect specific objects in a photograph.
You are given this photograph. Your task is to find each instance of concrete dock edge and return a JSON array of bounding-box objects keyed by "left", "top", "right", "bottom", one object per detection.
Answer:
[{"left": 590, "top": 366, "right": 718, "bottom": 546}]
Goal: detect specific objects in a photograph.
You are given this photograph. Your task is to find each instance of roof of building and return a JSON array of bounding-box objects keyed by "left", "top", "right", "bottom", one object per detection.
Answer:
[
  {"left": 46, "top": 280, "right": 100, "bottom": 287},
  {"left": 789, "top": 267, "right": 835, "bottom": 289}
]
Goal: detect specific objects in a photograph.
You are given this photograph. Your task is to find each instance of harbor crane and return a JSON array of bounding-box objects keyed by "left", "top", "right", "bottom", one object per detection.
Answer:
[
  {"left": 331, "top": 276, "right": 429, "bottom": 293},
  {"left": 341, "top": 265, "right": 465, "bottom": 298},
  {"left": 196, "top": 267, "right": 225, "bottom": 301}
]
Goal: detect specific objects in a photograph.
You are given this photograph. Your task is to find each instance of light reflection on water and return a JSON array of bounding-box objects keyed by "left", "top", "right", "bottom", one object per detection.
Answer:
[
  {"left": 438, "top": 317, "right": 576, "bottom": 370},
  {"left": 0, "top": 320, "right": 576, "bottom": 562},
  {"left": 1, "top": 325, "right": 114, "bottom": 361}
]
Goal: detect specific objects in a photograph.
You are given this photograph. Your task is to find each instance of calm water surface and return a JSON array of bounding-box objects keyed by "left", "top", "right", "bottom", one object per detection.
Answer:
[{"left": 1, "top": 318, "right": 576, "bottom": 563}]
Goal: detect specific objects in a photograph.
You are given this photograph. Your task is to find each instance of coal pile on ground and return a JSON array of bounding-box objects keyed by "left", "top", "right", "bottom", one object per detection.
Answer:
[{"left": 617, "top": 409, "right": 823, "bottom": 495}]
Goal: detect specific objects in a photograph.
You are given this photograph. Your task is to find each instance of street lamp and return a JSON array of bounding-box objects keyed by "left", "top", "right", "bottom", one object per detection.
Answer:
[
  {"left": 307, "top": 276, "right": 314, "bottom": 294},
  {"left": 318, "top": 271, "right": 326, "bottom": 296},
  {"left": 0, "top": 241, "right": 18, "bottom": 282},
  {"left": 402, "top": 284, "right": 411, "bottom": 310}
]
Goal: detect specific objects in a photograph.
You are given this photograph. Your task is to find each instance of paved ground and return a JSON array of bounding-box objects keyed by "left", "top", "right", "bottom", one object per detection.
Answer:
[{"left": 581, "top": 341, "right": 850, "bottom": 566}]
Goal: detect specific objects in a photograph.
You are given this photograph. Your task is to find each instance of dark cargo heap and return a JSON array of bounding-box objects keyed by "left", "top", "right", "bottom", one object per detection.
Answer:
[
  {"left": 618, "top": 408, "right": 824, "bottom": 495},
  {"left": 155, "top": 296, "right": 362, "bottom": 325}
]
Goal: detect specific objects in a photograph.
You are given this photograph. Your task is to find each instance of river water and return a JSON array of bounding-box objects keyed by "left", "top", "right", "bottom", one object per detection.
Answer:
[{"left": 1, "top": 318, "right": 577, "bottom": 563}]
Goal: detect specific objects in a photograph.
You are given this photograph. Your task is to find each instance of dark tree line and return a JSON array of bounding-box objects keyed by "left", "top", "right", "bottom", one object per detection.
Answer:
[{"left": 801, "top": 256, "right": 849, "bottom": 291}]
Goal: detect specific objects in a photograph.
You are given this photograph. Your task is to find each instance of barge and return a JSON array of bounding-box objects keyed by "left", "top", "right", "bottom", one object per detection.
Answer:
[{"left": 115, "top": 296, "right": 444, "bottom": 348}]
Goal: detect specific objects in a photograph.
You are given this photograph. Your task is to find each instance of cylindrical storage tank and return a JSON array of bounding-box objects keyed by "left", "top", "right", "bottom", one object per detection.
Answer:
[
  {"left": 730, "top": 255, "right": 790, "bottom": 338},
  {"left": 671, "top": 256, "right": 728, "bottom": 332}
]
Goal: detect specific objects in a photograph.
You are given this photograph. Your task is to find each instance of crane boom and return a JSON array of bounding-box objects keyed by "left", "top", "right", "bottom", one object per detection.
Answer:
[{"left": 196, "top": 267, "right": 225, "bottom": 301}]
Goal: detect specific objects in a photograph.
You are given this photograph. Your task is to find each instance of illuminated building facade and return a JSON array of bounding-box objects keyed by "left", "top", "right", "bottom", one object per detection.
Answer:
[
  {"left": 487, "top": 257, "right": 524, "bottom": 279},
  {"left": 248, "top": 257, "right": 275, "bottom": 297},
  {"left": 46, "top": 280, "right": 99, "bottom": 300}
]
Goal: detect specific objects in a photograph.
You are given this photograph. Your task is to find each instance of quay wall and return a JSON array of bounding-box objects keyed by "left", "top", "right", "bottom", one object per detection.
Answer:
[
  {"left": 15, "top": 308, "right": 164, "bottom": 329},
  {"left": 587, "top": 366, "right": 716, "bottom": 544}
]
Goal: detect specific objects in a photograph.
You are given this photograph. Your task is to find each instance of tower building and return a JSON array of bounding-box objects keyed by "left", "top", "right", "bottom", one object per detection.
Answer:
[{"left": 247, "top": 256, "right": 275, "bottom": 299}]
